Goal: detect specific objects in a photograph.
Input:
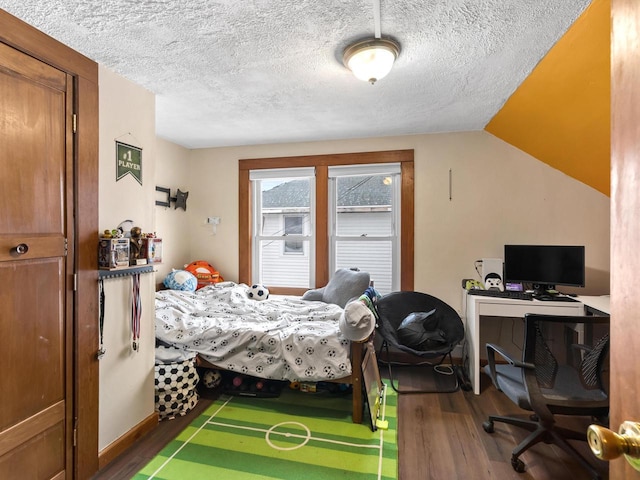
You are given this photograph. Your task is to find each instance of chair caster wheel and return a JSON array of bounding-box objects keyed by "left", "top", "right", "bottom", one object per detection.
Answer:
[
  {"left": 482, "top": 420, "right": 494, "bottom": 433},
  {"left": 511, "top": 456, "right": 525, "bottom": 473}
]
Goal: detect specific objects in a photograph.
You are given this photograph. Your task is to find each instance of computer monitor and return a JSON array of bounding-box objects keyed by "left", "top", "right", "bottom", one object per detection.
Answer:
[{"left": 503, "top": 245, "right": 585, "bottom": 296}]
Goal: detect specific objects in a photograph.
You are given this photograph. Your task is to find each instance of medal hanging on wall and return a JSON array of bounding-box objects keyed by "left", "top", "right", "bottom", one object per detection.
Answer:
[
  {"left": 131, "top": 273, "right": 141, "bottom": 351},
  {"left": 97, "top": 278, "right": 106, "bottom": 359}
]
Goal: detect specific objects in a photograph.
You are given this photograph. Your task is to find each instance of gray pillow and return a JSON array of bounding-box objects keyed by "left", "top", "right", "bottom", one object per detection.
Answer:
[
  {"left": 397, "top": 309, "right": 447, "bottom": 350},
  {"left": 302, "top": 268, "right": 370, "bottom": 308}
]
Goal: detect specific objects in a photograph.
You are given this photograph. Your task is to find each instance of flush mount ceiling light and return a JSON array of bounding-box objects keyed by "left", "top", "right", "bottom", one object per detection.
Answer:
[
  {"left": 342, "top": 0, "right": 400, "bottom": 84},
  {"left": 343, "top": 38, "right": 400, "bottom": 84}
]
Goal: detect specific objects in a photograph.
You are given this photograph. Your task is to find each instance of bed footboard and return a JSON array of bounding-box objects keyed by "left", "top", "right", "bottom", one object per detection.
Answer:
[{"left": 349, "top": 341, "right": 364, "bottom": 424}]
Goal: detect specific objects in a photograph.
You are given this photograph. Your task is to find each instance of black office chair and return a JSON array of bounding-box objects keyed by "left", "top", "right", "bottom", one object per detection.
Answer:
[
  {"left": 483, "top": 314, "right": 610, "bottom": 479},
  {"left": 375, "top": 291, "right": 466, "bottom": 394}
]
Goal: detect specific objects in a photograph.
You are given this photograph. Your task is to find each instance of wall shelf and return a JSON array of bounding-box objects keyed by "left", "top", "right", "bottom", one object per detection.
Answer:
[{"left": 98, "top": 265, "right": 156, "bottom": 280}]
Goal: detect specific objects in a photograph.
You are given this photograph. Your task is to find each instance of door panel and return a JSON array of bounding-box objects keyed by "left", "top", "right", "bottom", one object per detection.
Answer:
[
  {"left": 0, "top": 423, "right": 65, "bottom": 480},
  {"left": 0, "top": 42, "right": 67, "bottom": 91},
  {"left": 0, "top": 235, "right": 66, "bottom": 262},
  {"left": 0, "top": 44, "right": 66, "bottom": 235},
  {"left": 0, "top": 40, "right": 72, "bottom": 479},
  {"left": 0, "top": 259, "right": 65, "bottom": 426}
]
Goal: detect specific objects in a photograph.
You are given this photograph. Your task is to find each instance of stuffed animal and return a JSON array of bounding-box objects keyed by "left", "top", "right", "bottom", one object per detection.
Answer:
[{"left": 302, "top": 268, "right": 370, "bottom": 308}]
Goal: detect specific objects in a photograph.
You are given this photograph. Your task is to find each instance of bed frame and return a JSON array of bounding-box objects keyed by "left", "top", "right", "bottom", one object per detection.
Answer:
[
  {"left": 195, "top": 340, "right": 364, "bottom": 424},
  {"left": 156, "top": 282, "right": 365, "bottom": 423}
]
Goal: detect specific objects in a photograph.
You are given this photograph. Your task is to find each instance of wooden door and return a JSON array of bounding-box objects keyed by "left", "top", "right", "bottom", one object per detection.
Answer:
[
  {"left": 611, "top": 0, "right": 640, "bottom": 477},
  {"left": 0, "top": 41, "right": 74, "bottom": 479}
]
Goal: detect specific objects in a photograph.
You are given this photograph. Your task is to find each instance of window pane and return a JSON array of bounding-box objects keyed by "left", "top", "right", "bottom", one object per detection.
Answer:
[
  {"left": 284, "top": 215, "right": 304, "bottom": 254},
  {"left": 256, "top": 177, "right": 312, "bottom": 286},
  {"left": 284, "top": 215, "right": 303, "bottom": 234},
  {"left": 260, "top": 239, "right": 311, "bottom": 288},
  {"left": 336, "top": 174, "right": 393, "bottom": 236},
  {"left": 284, "top": 240, "right": 304, "bottom": 254},
  {"left": 335, "top": 240, "right": 392, "bottom": 295}
]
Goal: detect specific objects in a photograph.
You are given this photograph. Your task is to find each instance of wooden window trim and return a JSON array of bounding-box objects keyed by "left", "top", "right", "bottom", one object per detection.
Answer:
[{"left": 239, "top": 150, "right": 414, "bottom": 294}]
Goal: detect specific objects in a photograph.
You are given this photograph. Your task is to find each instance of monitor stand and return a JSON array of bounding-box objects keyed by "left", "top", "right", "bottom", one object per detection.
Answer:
[{"left": 531, "top": 283, "right": 556, "bottom": 299}]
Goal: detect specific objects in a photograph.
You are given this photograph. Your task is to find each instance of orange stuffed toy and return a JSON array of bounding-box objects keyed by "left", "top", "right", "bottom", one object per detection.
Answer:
[{"left": 184, "top": 260, "right": 224, "bottom": 290}]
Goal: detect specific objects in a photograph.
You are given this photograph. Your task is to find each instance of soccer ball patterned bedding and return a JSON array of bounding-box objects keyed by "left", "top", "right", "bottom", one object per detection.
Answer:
[{"left": 155, "top": 282, "right": 352, "bottom": 382}]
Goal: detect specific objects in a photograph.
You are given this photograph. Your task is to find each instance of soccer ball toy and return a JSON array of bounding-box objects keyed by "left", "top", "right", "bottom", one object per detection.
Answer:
[
  {"left": 201, "top": 369, "right": 222, "bottom": 389},
  {"left": 163, "top": 269, "right": 198, "bottom": 291},
  {"left": 248, "top": 284, "right": 269, "bottom": 301}
]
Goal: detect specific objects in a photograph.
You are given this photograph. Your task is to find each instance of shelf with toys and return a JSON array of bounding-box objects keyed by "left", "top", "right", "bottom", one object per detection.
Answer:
[{"left": 98, "top": 221, "right": 162, "bottom": 273}]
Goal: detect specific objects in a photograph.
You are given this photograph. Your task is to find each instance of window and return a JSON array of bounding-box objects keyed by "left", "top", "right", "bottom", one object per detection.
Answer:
[
  {"left": 249, "top": 168, "right": 315, "bottom": 288},
  {"left": 329, "top": 164, "right": 401, "bottom": 294},
  {"left": 239, "top": 150, "right": 414, "bottom": 295}
]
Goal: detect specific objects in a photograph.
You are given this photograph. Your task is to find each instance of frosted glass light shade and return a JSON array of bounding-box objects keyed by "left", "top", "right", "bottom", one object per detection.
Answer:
[{"left": 343, "top": 38, "right": 400, "bottom": 84}]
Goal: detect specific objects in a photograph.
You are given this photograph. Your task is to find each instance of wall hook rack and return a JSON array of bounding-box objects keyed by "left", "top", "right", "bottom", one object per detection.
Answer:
[
  {"left": 99, "top": 265, "right": 155, "bottom": 280},
  {"left": 155, "top": 186, "right": 189, "bottom": 210}
]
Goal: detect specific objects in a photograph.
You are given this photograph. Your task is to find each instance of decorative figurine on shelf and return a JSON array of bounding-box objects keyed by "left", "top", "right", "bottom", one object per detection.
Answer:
[
  {"left": 100, "top": 228, "right": 122, "bottom": 239},
  {"left": 129, "top": 226, "right": 144, "bottom": 265}
]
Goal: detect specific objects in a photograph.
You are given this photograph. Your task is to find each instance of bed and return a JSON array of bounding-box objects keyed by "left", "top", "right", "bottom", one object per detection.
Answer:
[{"left": 155, "top": 281, "right": 365, "bottom": 423}]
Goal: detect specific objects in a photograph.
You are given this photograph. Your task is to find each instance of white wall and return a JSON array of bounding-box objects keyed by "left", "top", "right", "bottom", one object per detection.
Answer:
[
  {"left": 186, "top": 132, "right": 610, "bottom": 313},
  {"left": 154, "top": 137, "right": 192, "bottom": 280},
  {"left": 98, "top": 66, "right": 157, "bottom": 451}
]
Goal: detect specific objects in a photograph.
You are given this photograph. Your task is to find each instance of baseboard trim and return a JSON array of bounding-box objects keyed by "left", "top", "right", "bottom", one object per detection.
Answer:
[{"left": 98, "top": 412, "right": 159, "bottom": 470}]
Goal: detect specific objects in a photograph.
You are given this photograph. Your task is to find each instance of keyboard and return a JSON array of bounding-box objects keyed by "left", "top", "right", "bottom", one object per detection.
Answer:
[{"left": 467, "top": 289, "right": 533, "bottom": 300}]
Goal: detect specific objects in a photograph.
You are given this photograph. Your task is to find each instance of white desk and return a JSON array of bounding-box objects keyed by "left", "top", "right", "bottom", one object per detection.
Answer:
[
  {"left": 577, "top": 295, "right": 610, "bottom": 315},
  {"left": 462, "top": 292, "right": 585, "bottom": 395}
]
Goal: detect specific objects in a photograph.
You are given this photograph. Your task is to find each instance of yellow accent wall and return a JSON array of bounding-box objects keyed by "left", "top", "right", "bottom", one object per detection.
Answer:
[{"left": 485, "top": 0, "right": 610, "bottom": 196}]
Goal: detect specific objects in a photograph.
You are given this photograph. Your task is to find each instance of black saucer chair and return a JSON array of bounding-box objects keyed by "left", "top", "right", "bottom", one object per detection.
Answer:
[
  {"left": 375, "top": 291, "right": 466, "bottom": 394},
  {"left": 483, "top": 314, "right": 610, "bottom": 478}
]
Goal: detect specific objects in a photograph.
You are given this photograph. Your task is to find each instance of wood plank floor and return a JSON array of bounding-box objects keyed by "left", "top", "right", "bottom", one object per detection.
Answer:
[{"left": 91, "top": 368, "right": 608, "bottom": 479}]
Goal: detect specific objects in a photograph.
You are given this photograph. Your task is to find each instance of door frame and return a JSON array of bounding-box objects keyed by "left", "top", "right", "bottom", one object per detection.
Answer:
[{"left": 0, "top": 10, "right": 100, "bottom": 479}]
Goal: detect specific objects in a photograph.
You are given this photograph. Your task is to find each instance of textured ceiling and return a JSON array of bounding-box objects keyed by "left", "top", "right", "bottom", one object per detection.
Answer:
[{"left": 0, "top": 1, "right": 591, "bottom": 149}]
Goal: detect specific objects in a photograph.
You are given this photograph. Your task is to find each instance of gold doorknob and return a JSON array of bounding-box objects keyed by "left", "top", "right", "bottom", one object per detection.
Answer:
[{"left": 588, "top": 421, "right": 640, "bottom": 471}]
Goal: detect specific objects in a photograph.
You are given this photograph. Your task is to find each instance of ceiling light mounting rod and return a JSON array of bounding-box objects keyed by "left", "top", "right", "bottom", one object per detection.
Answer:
[
  {"left": 373, "top": 0, "right": 382, "bottom": 39},
  {"left": 342, "top": 0, "right": 400, "bottom": 84}
]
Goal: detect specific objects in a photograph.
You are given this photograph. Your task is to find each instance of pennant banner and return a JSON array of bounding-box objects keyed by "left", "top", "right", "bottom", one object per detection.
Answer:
[{"left": 116, "top": 141, "right": 142, "bottom": 185}]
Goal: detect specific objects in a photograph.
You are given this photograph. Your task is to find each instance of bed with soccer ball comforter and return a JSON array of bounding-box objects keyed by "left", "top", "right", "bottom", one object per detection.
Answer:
[{"left": 155, "top": 281, "right": 353, "bottom": 382}]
